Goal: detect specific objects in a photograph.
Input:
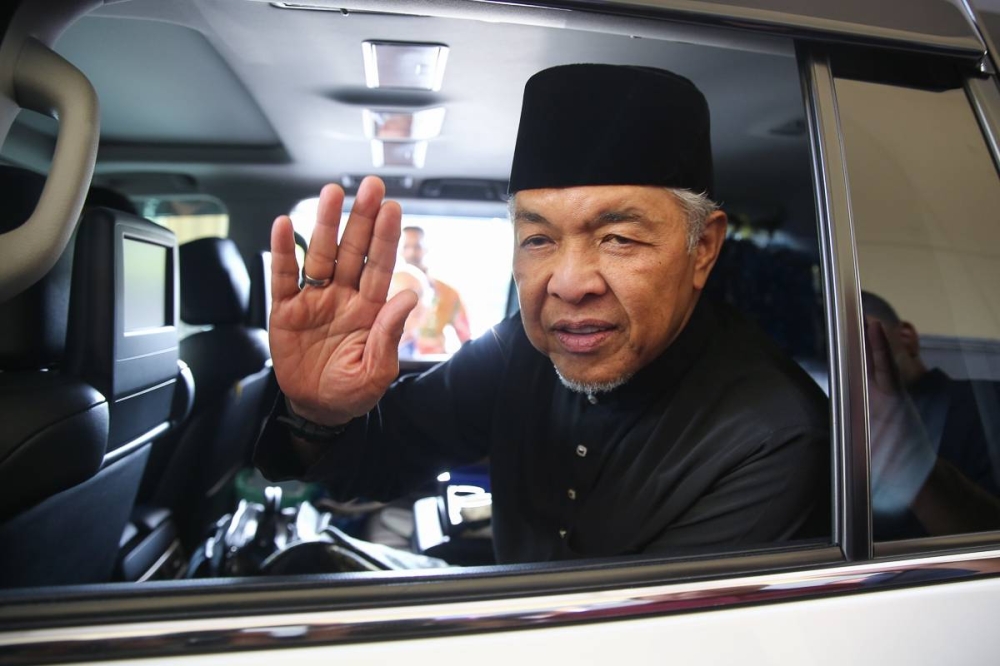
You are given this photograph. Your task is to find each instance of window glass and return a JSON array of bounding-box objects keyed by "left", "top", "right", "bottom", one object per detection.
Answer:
[
  {"left": 2, "top": 0, "right": 839, "bottom": 599},
  {"left": 290, "top": 199, "right": 514, "bottom": 359},
  {"left": 137, "top": 195, "right": 229, "bottom": 244},
  {"left": 835, "top": 76, "right": 1000, "bottom": 540}
]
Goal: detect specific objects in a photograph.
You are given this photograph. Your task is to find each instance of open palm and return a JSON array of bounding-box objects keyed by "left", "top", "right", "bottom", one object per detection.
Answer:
[{"left": 268, "top": 177, "right": 417, "bottom": 426}]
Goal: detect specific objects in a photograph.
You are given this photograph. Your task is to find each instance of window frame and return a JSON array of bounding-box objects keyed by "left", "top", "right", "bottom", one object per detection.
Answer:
[{"left": 814, "top": 41, "right": 1000, "bottom": 559}]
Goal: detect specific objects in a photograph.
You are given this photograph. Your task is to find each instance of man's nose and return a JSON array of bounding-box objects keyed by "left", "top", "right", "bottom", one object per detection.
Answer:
[{"left": 547, "top": 249, "right": 606, "bottom": 303}]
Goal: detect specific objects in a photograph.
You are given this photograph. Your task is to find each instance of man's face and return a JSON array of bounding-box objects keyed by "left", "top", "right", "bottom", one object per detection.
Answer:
[
  {"left": 402, "top": 229, "right": 426, "bottom": 269},
  {"left": 512, "top": 185, "right": 721, "bottom": 390}
]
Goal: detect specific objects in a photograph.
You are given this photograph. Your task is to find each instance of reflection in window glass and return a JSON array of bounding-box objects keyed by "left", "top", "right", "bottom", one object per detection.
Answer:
[
  {"left": 836, "top": 77, "right": 1000, "bottom": 540},
  {"left": 291, "top": 198, "right": 513, "bottom": 359}
]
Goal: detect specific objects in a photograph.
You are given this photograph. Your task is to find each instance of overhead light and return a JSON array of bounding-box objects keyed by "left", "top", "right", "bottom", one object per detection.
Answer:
[
  {"left": 361, "top": 41, "right": 449, "bottom": 91},
  {"left": 362, "top": 107, "right": 446, "bottom": 141},
  {"left": 371, "top": 140, "right": 428, "bottom": 168}
]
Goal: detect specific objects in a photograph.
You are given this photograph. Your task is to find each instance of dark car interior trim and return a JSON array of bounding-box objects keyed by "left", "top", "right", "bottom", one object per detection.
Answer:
[{"left": 798, "top": 46, "right": 872, "bottom": 562}]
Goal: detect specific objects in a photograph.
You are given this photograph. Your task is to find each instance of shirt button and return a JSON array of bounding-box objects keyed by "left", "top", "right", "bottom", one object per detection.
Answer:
[
  {"left": 587, "top": 393, "right": 598, "bottom": 405},
  {"left": 559, "top": 529, "right": 567, "bottom": 539},
  {"left": 575, "top": 444, "right": 588, "bottom": 458},
  {"left": 567, "top": 488, "right": 577, "bottom": 500}
]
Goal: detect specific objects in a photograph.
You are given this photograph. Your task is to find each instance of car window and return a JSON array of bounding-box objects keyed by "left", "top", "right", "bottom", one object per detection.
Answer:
[
  {"left": 835, "top": 74, "right": 1000, "bottom": 542},
  {"left": 0, "top": 0, "right": 837, "bottom": 605},
  {"left": 292, "top": 199, "right": 513, "bottom": 359},
  {"left": 138, "top": 194, "right": 230, "bottom": 244}
]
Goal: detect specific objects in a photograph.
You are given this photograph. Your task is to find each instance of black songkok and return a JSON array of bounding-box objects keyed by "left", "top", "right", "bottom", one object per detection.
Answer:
[{"left": 508, "top": 64, "right": 713, "bottom": 198}]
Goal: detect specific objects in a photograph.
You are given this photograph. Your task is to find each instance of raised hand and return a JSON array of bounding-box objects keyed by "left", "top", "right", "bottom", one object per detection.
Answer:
[
  {"left": 268, "top": 176, "right": 418, "bottom": 426},
  {"left": 865, "top": 318, "right": 937, "bottom": 515}
]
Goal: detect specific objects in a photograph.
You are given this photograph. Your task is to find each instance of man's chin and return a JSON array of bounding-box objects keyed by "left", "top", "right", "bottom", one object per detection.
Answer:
[{"left": 554, "top": 366, "right": 633, "bottom": 395}]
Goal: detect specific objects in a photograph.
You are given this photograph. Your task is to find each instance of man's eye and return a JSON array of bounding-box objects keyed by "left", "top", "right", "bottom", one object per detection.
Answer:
[
  {"left": 603, "top": 234, "right": 635, "bottom": 246},
  {"left": 520, "top": 236, "right": 551, "bottom": 248}
]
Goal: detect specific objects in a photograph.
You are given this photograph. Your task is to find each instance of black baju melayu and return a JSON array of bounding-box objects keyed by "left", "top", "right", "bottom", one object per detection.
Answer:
[{"left": 255, "top": 299, "right": 830, "bottom": 563}]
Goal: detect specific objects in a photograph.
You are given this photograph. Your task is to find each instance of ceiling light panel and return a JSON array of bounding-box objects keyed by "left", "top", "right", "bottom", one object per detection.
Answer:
[
  {"left": 362, "top": 41, "right": 449, "bottom": 91},
  {"left": 362, "top": 107, "right": 446, "bottom": 141}
]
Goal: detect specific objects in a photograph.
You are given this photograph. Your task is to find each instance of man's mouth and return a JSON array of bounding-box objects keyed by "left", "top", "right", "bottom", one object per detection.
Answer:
[{"left": 551, "top": 320, "right": 616, "bottom": 353}]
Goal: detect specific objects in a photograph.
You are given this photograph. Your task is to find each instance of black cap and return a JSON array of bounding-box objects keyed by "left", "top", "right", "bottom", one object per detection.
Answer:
[{"left": 508, "top": 64, "right": 713, "bottom": 198}]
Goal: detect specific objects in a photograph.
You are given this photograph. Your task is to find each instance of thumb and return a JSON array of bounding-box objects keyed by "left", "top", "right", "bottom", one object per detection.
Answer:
[{"left": 366, "top": 289, "right": 419, "bottom": 368}]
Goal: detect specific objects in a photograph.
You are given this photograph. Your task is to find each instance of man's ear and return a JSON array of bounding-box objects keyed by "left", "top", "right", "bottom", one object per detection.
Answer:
[{"left": 693, "top": 210, "right": 727, "bottom": 290}]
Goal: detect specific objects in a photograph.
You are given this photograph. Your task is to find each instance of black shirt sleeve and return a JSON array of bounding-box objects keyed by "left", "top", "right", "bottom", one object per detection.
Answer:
[{"left": 253, "top": 316, "right": 521, "bottom": 501}]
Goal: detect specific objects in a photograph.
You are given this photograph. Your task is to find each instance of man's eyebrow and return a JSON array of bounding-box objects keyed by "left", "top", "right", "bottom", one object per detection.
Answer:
[
  {"left": 512, "top": 209, "right": 549, "bottom": 225},
  {"left": 593, "top": 209, "right": 646, "bottom": 226}
]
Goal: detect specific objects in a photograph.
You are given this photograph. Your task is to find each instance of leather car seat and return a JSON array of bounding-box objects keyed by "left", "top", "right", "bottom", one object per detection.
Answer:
[
  {"left": 0, "top": 167, "right": 183, "bottom": 586},
  {"left": 246, "top": 250, "right": 272, "bottom": 331},
  {"left": 0, "top": 167, "right": 108, "bottom": 529},
  {"left": 142, "top": 237, "right": 272, "bottom": 547}
]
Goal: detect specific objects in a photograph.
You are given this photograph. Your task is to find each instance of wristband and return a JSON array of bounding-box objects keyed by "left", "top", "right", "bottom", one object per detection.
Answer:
[{"left": 276, "top": 397, "right": 349, "bottom": 443}]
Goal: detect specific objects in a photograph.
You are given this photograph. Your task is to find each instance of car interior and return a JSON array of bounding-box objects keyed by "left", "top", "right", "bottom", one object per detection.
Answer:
[{"left": 0, "top": 0, "right": 834, "bottom": 589}]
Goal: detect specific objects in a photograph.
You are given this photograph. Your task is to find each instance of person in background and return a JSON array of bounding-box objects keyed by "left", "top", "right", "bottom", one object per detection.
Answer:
[
  {"left": 862, "top": 290, "right": 1000, "bottom": 538},
  {"left": 387, "top": 264, "right": 432, "bottom": 358},
  {"left": 401, "top": 226, "right": 472, "bottom": 354}
]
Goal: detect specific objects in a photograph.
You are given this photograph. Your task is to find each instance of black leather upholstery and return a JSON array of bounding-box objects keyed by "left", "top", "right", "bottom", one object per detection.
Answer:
[
  {"left": 0, "top": 374, "right": 107, "bottom": 523},
  {"left": 142, "top": 237, "right": 271, "bottom": 546},
  {"left": 0, "top": 166, "right": 110, "bottom": 531},
  {"left": 67, "top": 209, "right": 179, "bottom": 449},
  {"left": 246, "top": 251, "right": 271, "bottom": 330},
  {"left": 0, "top": 167, "right": 72, "bottom": 369},
  {"left": 84, "top": 185, "right": 138, "bottom": 215},
  {"left": 0, "top": 447, "right": 149, "bottom": 587},
  {"left": 180, "top": 238, "right": 251, "bottom": 325},
  {"left": 0, "top": 176, "right": 181, "bottom": 586},
  {"left": 0, "top": 165, "right": 45, "bottom": 234}
]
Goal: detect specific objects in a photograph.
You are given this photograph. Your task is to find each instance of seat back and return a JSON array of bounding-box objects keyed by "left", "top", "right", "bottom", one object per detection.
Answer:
[
  {"left": 0, "top": 167, "right": 108, "bottom": 528},
  {"left": 0, "top": 194, "right": 181, "bottom": 587},
  {"left": 142, "top": 237, "right": 271, "bottom": 546},
  {"left": 246, "top": 250, "right": 272, "bottom": 331}
]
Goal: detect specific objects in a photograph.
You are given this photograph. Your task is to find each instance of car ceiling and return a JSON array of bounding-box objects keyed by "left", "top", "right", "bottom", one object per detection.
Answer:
[{"left": 3, "top": 0, "right": 815, "bottom": 232}]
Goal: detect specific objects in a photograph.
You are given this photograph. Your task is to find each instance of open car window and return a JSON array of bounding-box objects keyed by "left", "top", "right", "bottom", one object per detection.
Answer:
[
  {"left": 0, "top": 0, "right": 834, "bottom": 586},
  {"left": 291, "top": 201, "right": 514, "bottom": 359}
]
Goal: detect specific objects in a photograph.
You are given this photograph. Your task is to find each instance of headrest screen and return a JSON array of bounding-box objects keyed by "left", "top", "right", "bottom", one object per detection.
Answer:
[{"left": 123, "top": 237, "right": 169, "bottom": 332}]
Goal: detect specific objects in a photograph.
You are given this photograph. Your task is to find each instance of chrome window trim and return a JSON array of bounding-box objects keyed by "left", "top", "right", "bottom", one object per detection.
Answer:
[
  {"left": 798, "top": 47, "right": 872, "bottom": 561},
  {"left": 2, "top": 548, "right": 999, "bottom": 664},
  {"left": 966, "top": 74, "right": 1000, "bottom": 174}
]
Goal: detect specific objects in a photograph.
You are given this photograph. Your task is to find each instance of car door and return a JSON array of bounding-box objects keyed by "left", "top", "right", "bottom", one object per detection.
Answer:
[{"left": 2, "top": 1, "right": 1000, "bottom": 664}]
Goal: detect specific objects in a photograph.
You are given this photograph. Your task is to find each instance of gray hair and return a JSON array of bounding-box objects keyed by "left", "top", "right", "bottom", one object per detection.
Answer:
[
  {"left": 667, "top": 188, "right": 720, "bottom": 254},
  {"left": 507, "top": 187, "right": 719, "bottom": 254}
]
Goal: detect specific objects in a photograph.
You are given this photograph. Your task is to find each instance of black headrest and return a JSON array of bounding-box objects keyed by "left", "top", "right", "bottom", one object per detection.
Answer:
[
  {"left": 0, "top": 166, "right": 74, "bottom": 369},
  {"left": 180, "top": 238, "right": 250, "bottom": 325},
  {"left": 246, "top": 251, "right": 271, "bottom": 330},
  {"left": 0, "top": 165, "right": 46, "bottom": 234},
  {"left": 85, "top": 186, "right": 138, "bottom": 215},
  {"left": 66, "top": 207, "right": 179, "bottom": 448}
]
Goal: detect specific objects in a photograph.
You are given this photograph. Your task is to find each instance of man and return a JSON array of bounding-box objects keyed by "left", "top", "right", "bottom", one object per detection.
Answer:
[
  {"left": 400, "top": 226, "right": 471, "bottom": 354},
  {"left": 256, "top": 64, "right": 829, "bottom": 563},
  {"left": 862, "top": 291, "right": 1000, "bottom": 538}
]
